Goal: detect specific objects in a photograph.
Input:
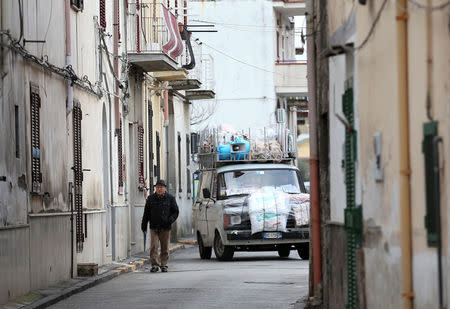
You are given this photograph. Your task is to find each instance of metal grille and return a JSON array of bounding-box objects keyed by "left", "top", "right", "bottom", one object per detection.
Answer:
[
  {"left": 156, "top": 131, "right": 161, "bottom": 181},
  {"left": 100, "top": 0, "right": 106, "bottom": 29},
  {"left": 148, "top": 103, "right": 154, "bottom": 192},
  {"left": 118, "top": 118, "right": 124, "bottom": 192},
  {"left": 178, "top": 133, "right": 182, "bottom": 192},
  {"left": 137, "top": 121, "right": 145, "bottom": 188},
  {"left": 30, "top": 85, "right": 41, "bottom": 193},
  {"left": 73, "top": 103, "right": 84, "bottom": 252}
]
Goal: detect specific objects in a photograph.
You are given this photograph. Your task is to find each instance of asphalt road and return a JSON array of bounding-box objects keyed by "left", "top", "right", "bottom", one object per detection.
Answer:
[{"left": 49, "top": 246, "right": 309, "bottom": 309}]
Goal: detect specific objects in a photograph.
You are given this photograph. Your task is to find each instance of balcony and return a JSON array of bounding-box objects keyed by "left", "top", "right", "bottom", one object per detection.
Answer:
[
  {"left": 274, "top": 61, "right": 307, "bottom": 96},
  {"left": 127, "top": 2, "right": 185, "bottom": 73},
  {"left": 273, "top": 0, "right": 306, "bottom": 16},
  {"left": 184, "top": 52, "right": 215, "bottom": 100}
]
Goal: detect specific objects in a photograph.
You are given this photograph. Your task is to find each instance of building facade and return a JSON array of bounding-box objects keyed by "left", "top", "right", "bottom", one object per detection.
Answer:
[
  {"left": 0, "top": 0, "right": 206, "bottom": 304},
  {"left": 307, "top": 0, "right": 450, "bottom": 307}
]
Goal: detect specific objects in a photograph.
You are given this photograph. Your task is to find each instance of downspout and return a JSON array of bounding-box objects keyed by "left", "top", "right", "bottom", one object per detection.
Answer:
[
  {"left": 65, "top": 0, "right": 74, "bottom": 278},
  {"left": 164, "top": 83, "right": 170, "bottom": 190},
  {"left": 114, "top": 0, "right": 120, "bottom": 130},
  {"left": 396, "top": 0, "right": 413, "bottom": 307},
  {"left": 65, "top": 0, "right": 73, "bottom": 114},
  {"left": 306, "top": 1, "right": 322, "bottom": 295}
]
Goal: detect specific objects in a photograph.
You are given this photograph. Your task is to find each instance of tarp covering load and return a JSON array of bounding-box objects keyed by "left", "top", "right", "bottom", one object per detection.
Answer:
[{"left": 248, "top": 188, "right": 310, "bottom": 234}]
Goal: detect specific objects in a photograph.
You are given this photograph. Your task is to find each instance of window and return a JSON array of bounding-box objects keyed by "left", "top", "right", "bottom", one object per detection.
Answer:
[
  {"left": 30, "top": 84, "right": 41, "bottom": 193},
  {"left": 118, "top": 118, "right": 123, "bottom": 193},
  {"left": 199, "top": 171, "right": 212, "bottom": 199},
  {"left": 137, "top": 121, "right": 144, "bottom": 188},
  {"left": 70, "top": 0, "right": 83, "bottom": 11},
  {"left": 15, "top": 105, "right": 19, "bottom": 158},
  {"left": 177, "top": 133, "right": 182, "bottom": 192},
  {"left": 73, "top": 101, "right": 84, "bottom": 252}
]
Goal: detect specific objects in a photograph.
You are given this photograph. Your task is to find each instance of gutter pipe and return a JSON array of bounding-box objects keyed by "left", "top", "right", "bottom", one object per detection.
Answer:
[
  {"left": 306, "top": 1, "right": 322, "bottom": 294},
  {"left": 396, "top": 1, "right": 413, "bottom": 307},
  {"left": 65, "top": 0, "right": 73, "bottom": 114}
]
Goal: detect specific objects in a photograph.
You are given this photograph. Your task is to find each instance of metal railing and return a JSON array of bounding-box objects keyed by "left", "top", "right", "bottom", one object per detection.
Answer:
[{"left": 127, "top": 1, "right": 186, "bottom": 61}]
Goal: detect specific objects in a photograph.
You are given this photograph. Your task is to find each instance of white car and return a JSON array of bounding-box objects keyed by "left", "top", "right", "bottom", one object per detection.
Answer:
[{"left": 193, "top": 163, "right": 310, "bottom": 261}]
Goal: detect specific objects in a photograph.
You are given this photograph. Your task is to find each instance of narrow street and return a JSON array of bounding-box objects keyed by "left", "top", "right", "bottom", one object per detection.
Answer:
[{"left": 49, "top": 246, "right": 308, "bottom": 309}]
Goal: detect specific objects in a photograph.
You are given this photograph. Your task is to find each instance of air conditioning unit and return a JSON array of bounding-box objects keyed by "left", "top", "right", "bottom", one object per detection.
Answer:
[{"left": 276, "top": 108, "right": 286, "bottom": 123}]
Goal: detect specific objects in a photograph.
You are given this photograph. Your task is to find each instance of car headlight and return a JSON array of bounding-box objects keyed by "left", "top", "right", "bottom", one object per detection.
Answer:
[{"left": 224, "top": 215, "right": 242, "bottom": 227}]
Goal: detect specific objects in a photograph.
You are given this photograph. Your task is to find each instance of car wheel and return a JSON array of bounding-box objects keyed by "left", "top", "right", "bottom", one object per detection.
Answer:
[
  {"left": 277, "top": 245, "right": 291, "bottom": 258},
  {"left": 213, "top": 232, "right": 234, "bottom": 261},
  {"left": 297, "top": 243, "right": 309, "bottom": 260},
  {"left": 198, "top": 233, "right": 212, "bottom": 259}
]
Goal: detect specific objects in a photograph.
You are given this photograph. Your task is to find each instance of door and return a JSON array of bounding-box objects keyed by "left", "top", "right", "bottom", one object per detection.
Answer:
[{"left": 194, "top": 171, "right": 212, "bottom": 239}]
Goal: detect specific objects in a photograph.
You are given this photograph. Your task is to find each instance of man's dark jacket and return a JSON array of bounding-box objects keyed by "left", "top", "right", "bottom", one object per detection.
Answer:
[{"left": 141, "top": 192, "right": 179, "bottom": 232}]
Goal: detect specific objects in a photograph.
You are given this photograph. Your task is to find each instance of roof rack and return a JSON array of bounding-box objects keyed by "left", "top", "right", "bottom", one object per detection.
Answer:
[
  {"left": 198, "top": 152, "right": 295, "bottom": 170},
  {"left": 196, "top": 125, "right": 296, "bottom": 171}
]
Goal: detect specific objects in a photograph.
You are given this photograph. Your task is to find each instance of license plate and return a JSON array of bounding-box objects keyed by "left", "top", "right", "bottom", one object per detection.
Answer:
[{"left": 264, "top": 232, "right": 282, "bottom": 239}]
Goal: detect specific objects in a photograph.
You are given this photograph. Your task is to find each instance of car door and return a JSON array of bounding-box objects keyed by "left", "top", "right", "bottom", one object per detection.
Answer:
[
  {"left": 206, "top": 171, "right": 219, "bottom": 242},
  {"left": 194, "top": 171, "right": 212, "bottom": 239}
]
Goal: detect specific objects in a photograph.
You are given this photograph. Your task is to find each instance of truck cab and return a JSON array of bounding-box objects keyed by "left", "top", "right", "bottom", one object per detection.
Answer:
[{"left": 193, "top": 162, "right": 310, "bottom": 261}]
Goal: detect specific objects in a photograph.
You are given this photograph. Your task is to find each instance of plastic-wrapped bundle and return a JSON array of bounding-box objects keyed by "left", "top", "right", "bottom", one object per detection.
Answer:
[
  {"left": 289, "top": 193, "right": 310, "bottom": 226},
  {"left": 248, "top": 189, "right": 291, "bottom": 234}
]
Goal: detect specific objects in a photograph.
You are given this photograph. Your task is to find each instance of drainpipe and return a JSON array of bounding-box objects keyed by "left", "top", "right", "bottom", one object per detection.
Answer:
[
  {"left": 306, "top": 2, "right": 322, "bottom": 294},
  {"left": 65, "top": 0, "right": 73, "bottom": 114},
  {"left": 163, "top": 83, "right": 170, "bottom": 190},
  {"left": 114, "top": 0, "right": 120, "bottom": 130},
  {"left": 396, "top": 0, "right": 413, "bottom": 307}
]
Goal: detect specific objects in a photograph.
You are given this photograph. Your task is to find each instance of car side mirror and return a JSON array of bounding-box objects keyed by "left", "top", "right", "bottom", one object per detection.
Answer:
[{"left": 202, "top": 188, "right": 211, "bottom": 199}]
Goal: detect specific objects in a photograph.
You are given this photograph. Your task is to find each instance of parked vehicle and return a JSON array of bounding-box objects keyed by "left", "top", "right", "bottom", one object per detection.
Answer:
[{"left": 192, "top": 128, "right": 310, "bottom": 261}]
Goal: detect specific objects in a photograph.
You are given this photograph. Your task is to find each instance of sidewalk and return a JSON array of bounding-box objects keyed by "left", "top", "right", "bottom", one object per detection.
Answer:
[{"left": 2, "top": 243, "right": 187, "bottom": 309}]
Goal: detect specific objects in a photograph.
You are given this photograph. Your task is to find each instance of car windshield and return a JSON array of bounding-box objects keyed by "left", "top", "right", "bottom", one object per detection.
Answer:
[{"left": 218, "top": 169, "right": 301, "bottom": 198}]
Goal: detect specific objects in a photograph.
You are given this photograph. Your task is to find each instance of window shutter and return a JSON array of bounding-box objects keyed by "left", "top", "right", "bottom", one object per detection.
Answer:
[
  {"left": 186, "top": 134, "right": 191, "bottom": 194},
  {"left": 73, "top": 102, "right": 84, "bottom": 252},
  {"left": 178, "top": 133, "right": 182, "bottom": 192},
  {"left": 148, "top": 103, "right": 154, "bottom": 192},
  {"left": 30, "top": 84, "right": 41, "bottom": 193},
  {"left": 137, "top": 121, "right": 144, "bottom": 188},
  {"left": 156, "top": 131, "right": 161, "bottom": 181},
  {"left": 118, "top": 118, "right": 124, "bottom": 193},
  {"left": 100, "top": 0, "right": 106, "bottom": 29}
]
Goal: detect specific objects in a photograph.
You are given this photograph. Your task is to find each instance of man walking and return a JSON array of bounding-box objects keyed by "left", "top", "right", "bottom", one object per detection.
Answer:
[{"left": 141, "top": 180, "right": 179, "bottom": 272}]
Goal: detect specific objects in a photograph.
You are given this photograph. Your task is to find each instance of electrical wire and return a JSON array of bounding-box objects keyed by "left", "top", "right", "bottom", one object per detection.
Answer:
[
  {"left": 40, "top": 0, "right": 53, "bottom": 56},
  {"left": 193, "top": 38, "right": 281, "bottom": 75},
  {"left": 1, "top": 30, "right": 102, "bottom": 97},
  {"left": 355, "top": 0, "right": 389, "bottom": 51}
]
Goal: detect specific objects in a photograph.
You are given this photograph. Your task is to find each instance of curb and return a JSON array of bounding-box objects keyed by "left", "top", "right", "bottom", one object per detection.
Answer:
[{"left": 21, "top": 244, "right": 185, "bottom": 309}]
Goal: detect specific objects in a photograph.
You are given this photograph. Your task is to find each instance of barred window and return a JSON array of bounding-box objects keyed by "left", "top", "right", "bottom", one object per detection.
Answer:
[
  {"left": 156, "top": 131, "right": 161, "bottom": 181},
  {"left": 186, "top": 134, "right": 191, "bottom": 194}
]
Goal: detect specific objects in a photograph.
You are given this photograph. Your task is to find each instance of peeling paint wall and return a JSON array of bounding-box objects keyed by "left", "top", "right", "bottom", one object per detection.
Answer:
[{"left": 323, "top": 0, "right": 450, "bottom": 307}]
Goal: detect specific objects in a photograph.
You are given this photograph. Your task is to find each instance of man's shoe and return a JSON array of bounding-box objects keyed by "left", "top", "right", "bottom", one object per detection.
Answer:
[
  {"left": 161, "top": 267, "right": 168, "bottom": 273},
  {"left": 150, "top": 266, "right": 160, "bottom": 273}
]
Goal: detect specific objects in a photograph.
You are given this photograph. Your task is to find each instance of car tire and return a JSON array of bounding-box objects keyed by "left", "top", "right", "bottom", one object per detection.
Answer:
[
  {"left": 297, "top": 243, "right": 309, "bottom": 260},
  {"left": 277, "top": 245, "right": 291, "bottom": 258},
  {"left": 198, "top": 233, "right": 212, "bottom": 259},
  {"left": 213, "top": 232, "right": 234, "bottom": 261}
]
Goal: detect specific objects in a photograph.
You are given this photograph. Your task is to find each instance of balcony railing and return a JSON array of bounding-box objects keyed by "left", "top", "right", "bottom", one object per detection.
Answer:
[{"left": 126, "top": 2, "right": 187, "bottom": 72}]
